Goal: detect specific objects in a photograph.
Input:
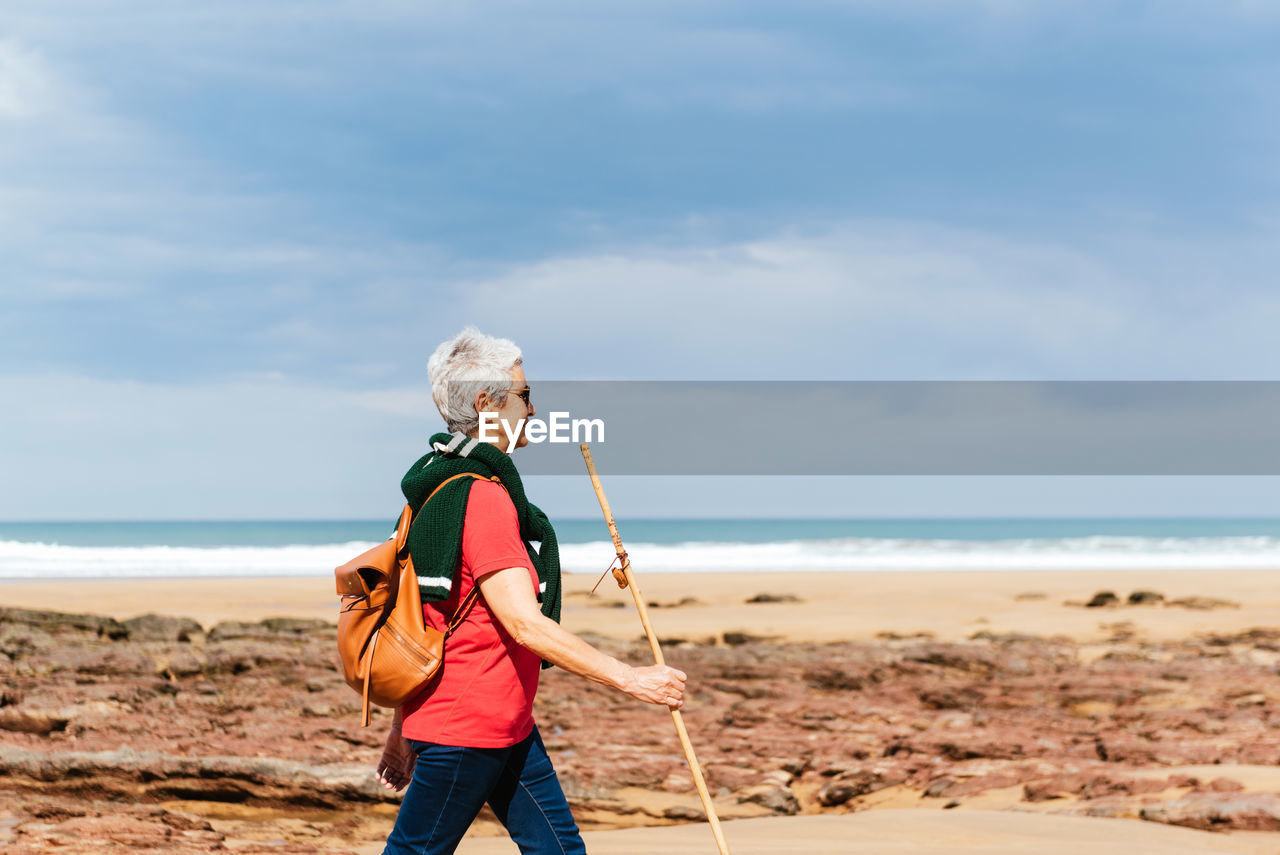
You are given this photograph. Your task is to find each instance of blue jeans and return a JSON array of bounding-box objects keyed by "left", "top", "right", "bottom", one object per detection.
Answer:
[{"left": 383, "top": 725, "right": 587, "bottom": 855}]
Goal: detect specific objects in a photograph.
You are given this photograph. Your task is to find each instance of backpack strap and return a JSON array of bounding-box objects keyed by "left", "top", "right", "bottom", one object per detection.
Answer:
[
  {"left": 405, "top": 470, "right": 506, "bottom": 629},
  {"left": 446, "top": 586, "right": 482, "bottom": 635},
  {"left": 394, "top": 471, "right": 502, "bottom": 553},
  {"left": 426, "top": 471, "right": 500, "bottom": 504}
]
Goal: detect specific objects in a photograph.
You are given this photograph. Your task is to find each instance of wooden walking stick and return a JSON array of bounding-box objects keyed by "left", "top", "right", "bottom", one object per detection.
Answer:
[{"left": 580, "top": 443, "right": 733, "bottom": 855}]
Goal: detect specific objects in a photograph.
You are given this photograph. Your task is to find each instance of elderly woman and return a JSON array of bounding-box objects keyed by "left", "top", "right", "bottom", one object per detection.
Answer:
[{"left": 377, "top": 327, "right": 687, "bottom": 855}]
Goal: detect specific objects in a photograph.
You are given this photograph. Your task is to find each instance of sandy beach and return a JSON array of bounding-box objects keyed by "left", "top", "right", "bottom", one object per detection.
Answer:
[
  {"left": 452, "top": 811, "right": 1280, "bottom": 855},
  {"left": 2, "top": 567, "right": 1278, "bottom": 853},
  {"left": 2, "top": 567, "right": 1275, "bottom": 643}
]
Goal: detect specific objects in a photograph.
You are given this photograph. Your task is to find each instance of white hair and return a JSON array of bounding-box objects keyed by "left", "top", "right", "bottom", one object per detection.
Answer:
[{"left": 427, "top": 326, "right": 523, "bottom": 435}]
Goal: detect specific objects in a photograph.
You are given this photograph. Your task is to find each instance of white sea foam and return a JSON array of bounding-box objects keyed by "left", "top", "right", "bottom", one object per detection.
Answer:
[
  {"left": 3, "top": 535, "right": 1280, "bottom": 579},
  {"left": 0, "top": 539, "right": 383, "bottom": 579}
]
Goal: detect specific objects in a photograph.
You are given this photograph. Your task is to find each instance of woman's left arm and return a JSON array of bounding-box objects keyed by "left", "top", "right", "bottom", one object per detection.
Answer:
[{"left": 477, "top": 566, "right": 687, "bottom": 708}]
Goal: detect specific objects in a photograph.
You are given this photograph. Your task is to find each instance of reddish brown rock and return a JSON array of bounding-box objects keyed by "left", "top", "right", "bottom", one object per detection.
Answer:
[
  {"left": 0, "top": 708, "right": 70, "bottom": 734},
  {"left": 1023, "top": 773, "right": 1094, "bottom": 802},
  {"left": 122, "top": 613, "right": 205, "bottom": 643},
  {"left": 1166, "top": 596, "right": 1240, "bottom": 610},
  {"left": 745, "top": 593, "right": 803, "bottom": 604},
  {"left": 818, "top": 769, "right": 906, "bottom": 806},
  {"left": 737, "top": 783, "right": 799, "bottom": 815},
  {"left": 4, "top": 605, "right": 1280, "bottom": 846},
  {"left": 1140, "top": 793, "right": 1280, "bottom": 831},
  {"left": 1196, "top": 777, "right": 1246, "bottom": 793},
  {"left": 0, "top": 606, "right": 128, "bottom": 639},
  {"left": 1085, "top": 591, "right": 1121, "bottom": 608}
]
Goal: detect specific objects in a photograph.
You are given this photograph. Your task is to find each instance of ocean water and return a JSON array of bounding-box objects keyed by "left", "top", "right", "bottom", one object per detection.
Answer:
[{"left": 2, "top": 518, "right": 1280, "bottom": 580}]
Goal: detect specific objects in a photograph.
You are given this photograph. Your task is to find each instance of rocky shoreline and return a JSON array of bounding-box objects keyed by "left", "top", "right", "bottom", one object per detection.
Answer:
[{"left": 2, "top": 604, "right": 1279, "bottom": 851}]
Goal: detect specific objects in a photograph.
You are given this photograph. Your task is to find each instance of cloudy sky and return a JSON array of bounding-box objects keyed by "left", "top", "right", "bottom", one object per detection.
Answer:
[{"left": 3, "top": 2, "right": 1279, "bottom": 520}]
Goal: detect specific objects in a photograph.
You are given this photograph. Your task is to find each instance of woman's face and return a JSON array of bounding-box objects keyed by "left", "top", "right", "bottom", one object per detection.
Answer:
[{"left": 476, "top": 364, "right": 535, "bottom": 451}]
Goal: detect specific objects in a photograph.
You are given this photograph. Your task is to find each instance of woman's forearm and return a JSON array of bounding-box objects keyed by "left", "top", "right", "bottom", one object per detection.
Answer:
[
  {"left": 477, "top": 566, "right": 685, "bottom": 707},
  {"left": 508, "top": 612, "right": 635, "bottom": 693}
]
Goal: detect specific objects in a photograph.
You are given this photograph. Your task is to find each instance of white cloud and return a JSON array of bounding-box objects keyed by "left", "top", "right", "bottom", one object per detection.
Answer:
[
  {"left": 0, "top": 39, "right": 58, "bottom": 122},
  {"left": 455, "top": 220, "right": 1280, "bottom": 381},
  {"left": 0, "top": 0, "right": 1276, "bottom": 390},
  {"left": 0, "top": 372, "right": 430, "bottom": 519},
  {"left": 7, "top": 191, "right": 1280, "bottom": 386}
]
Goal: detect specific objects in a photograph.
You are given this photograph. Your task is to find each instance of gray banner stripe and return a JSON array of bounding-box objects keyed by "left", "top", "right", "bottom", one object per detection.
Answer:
[{"left": 449, "top": 381, "right": 1280, "bottom": 475}]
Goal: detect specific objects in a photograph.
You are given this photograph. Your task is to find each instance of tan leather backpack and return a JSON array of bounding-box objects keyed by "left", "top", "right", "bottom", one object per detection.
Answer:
[{"left": 334, "top": 472, "right": 492, "bottom": 726}]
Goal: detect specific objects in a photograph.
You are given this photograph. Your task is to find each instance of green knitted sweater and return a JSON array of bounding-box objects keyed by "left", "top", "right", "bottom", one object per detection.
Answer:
[{"left": 400, "top": 431, "right": 562, "bottom": 627}]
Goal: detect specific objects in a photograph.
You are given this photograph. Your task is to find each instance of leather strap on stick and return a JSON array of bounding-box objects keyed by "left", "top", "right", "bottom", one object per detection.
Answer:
[{"left": 580, "top": 443, "right": 733, "bottom": 855}]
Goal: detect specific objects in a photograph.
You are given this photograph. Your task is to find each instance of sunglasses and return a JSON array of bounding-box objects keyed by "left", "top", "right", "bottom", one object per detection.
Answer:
[{"left": 510, "top": 387, "right": 532, "bottom": 407}]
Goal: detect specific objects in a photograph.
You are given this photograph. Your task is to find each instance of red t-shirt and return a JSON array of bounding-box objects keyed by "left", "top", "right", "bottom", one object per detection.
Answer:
[{"left": 400, "top": 479, "right": 542, "bottom": 748}]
